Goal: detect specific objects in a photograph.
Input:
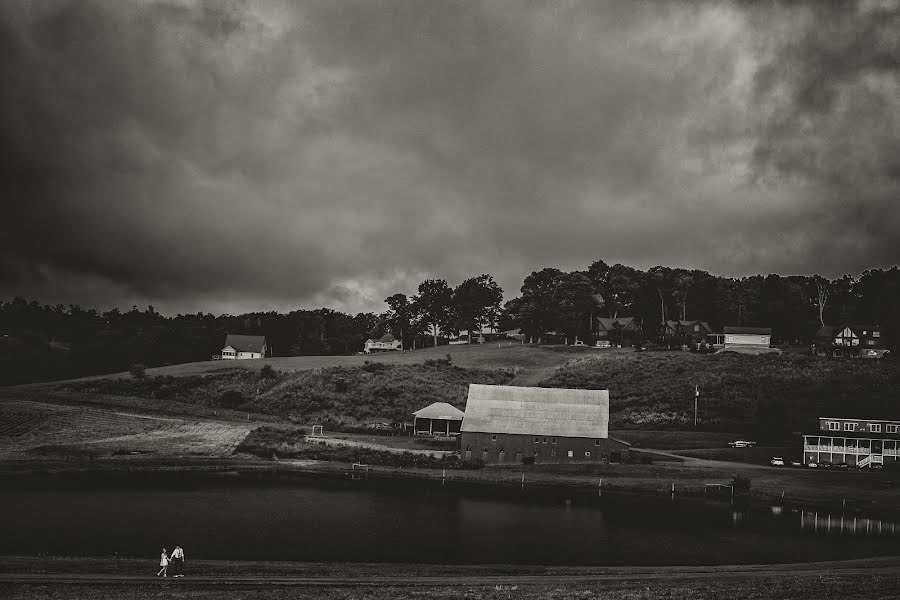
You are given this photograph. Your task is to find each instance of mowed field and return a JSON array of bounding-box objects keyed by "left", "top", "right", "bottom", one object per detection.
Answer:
[
  {"left": 0, "top": 396, "right": 256, "bottom": 459},
  {"left": 33, "top": 342, "right": 591, "bottom": 385}
]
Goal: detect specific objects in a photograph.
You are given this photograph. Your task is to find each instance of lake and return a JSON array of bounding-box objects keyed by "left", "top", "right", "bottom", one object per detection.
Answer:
[{"left": 0, "top": 474, "right": 897, "bottom": 565}]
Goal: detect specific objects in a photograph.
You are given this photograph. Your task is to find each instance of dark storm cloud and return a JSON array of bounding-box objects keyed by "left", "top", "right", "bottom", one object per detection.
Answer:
[{"left": 0, "top": 0, "right": 897, "bottom": 315}]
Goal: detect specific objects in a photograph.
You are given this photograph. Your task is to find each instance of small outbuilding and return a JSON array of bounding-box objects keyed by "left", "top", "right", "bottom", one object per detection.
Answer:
[
  {"left": 460, "top": 384, "right": 630, "bottom": 464},
  {"left": 412, "top": 402, "right": 465, "bottom": 436},
  {"left": 720, "top": 327, "right": 779, "bottom": 354}
]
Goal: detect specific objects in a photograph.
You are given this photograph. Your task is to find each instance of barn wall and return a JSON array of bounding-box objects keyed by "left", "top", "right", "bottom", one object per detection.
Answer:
[{"left": 460, "top": 432, "right": 629, "bottom": 464}]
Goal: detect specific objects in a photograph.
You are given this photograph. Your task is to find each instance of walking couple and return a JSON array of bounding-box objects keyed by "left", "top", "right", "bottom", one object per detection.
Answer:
[{"left": 157, "top": 545, "right": 185, "bottom": 577}]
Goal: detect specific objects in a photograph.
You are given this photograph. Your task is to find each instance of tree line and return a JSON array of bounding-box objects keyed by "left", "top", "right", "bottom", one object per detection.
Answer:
[{"left": 1, "top": 263, "right": 897, "bottom": 383}]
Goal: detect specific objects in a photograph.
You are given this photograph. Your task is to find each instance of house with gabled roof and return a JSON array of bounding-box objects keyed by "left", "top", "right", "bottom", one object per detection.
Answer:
[
  {"left": 364, "top": 333, "right": 402, "bottom": 353},
  {"left": 814, "top": 324, "right": 887, "bottom": 358},
  {"left": 661, "top": 320, "right": 713, "bottom": 345},
  {"left": 221, "top": 334, "right": 267, "bottom": 360},
  {"left": 594, "top": 317, "right": 641, "bottom": 346},
  {"left": 460, "top": 384, "right": 630, "bottom": 465}
]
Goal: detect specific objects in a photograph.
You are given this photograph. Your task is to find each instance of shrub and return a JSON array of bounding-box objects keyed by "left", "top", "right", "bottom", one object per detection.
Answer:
[
  {"left": 260, "top": 364, "right": 276, "bottom": 379},
  {"left": 218, "top": 390, "right": 245, "bottom": 409},
  {"left": 129, "top": 363, "right": 147, "bottom": 379}
]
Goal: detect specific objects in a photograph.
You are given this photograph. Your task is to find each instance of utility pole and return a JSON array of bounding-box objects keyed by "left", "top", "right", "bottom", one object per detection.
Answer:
[{"left": 694, "top": 385, "right": 699, "bottom": 427}]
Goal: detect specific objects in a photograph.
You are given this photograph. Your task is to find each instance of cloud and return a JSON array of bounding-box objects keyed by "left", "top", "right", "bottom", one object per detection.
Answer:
[{"left": 0, "top": 0, "right": 897, "bottom": 315}]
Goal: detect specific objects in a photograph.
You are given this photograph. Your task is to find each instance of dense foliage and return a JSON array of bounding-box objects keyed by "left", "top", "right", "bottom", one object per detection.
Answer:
[{"left": 3, "top": 262, "right": 897, "bottom": 383}]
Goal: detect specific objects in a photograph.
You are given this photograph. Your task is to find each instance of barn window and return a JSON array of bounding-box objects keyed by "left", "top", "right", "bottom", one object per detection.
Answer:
[
  {"left": 844, "top": 423, "right": 855, "bottom": 431},
  {"left": 873, "top": 331, "right": 881, "bottom": 338},
  {"left": 827, "top": 422, "right": 840, "bottom": 431},
  {"left": 534, "top": 437, "right": 540, "bottom": 443},
  {"left": 584, "top": 451, "right": 591, "bottom": 458},
  {"left": 887, "top": 425, "right": 898, "bottom": 434},
  {"left": 542, "top": 437, "right": 548, "bottom": 444},
  {"left": 551, "top": 437, "right": 557, "bottom": 444},
  {"left": 550, "top": 449, "right": 557, "bottom": 457},
  {"left": 567, "top": 450, "right": 574, "bottom": 458},
  {"left": 491, "top": 435, "right": 497, "bottom": 441},
  {"left": 594, "top": 439, "right": 601, "bottom": 446},
  {"left": 870, "top": 424, "right": 882, "bottom": 433}
]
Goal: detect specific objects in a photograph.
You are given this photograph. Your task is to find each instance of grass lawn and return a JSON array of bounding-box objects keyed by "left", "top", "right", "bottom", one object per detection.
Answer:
[{"left": 3, "top": 572, "right": 900, "bottom": 599}]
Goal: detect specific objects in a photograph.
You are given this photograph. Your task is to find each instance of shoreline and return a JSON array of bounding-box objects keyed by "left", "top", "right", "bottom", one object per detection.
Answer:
[{"left": 2, "top": 455, "right": 899, "bottom": 521}]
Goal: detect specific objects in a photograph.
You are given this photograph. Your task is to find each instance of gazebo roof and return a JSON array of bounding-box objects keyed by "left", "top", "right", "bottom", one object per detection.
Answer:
[{"left": 412, "top": 402, "right": 465, "bottom": 420}]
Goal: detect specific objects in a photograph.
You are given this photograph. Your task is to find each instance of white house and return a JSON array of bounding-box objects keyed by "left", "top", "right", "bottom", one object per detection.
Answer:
[
  {"left": 221, "top": 334, "right": 267, "bottom": 360},
  {"left": 364, "top": 333, "right": 402, "bottom": 353},
  {"left": 721, "top": 327, "right": 779, "bottom": 354}
]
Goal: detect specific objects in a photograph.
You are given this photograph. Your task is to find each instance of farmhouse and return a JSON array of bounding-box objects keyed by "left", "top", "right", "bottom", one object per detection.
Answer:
[
  {"left": 814, "top": 324, "right": 887, "bottom": 358},
  {"left": 662, "top": 320, "right": 713, "bottom": 345},
  {"left": 803, "top": 417, "right": 900, "bottom": 468},
  {"left": 412, "top": 402, "right": 465, "bottom": 436},
  {"left": 594, "top": 317, "right": 641, "bottom": 346},
  {"left": 460, "top": 384, "right": 630, "bottom": 465},
  {"left": 220, "top": 334, "right": 267, "bottom": 360},
  {"left": 720, "top": 326, "right": 777, "bottom": 354},
  {"left": 364, "top": 334, "right": 402, "bottom": 353}
]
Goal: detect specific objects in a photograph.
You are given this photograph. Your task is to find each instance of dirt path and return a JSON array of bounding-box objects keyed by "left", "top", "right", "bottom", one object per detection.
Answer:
[
  {"left": 1, "top": 560, "right": 899, "bottom": 586},
  {"left": 306, "top": 436, "right": 456, "bottom": 457}
]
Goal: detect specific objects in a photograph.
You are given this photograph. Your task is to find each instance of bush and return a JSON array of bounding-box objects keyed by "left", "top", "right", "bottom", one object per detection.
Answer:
[
  {"left": 260, "top": 364, "right": 276, "bottom": 379},
  {"left": 218, "top": 390, "right": 245, "bottom": 409},
  {"left": 129, "top": 363, "right": 147, "bottom": 379}
]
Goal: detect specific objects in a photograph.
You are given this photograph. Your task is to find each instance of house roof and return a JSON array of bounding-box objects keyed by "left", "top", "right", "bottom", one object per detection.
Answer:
[
  {"left": 413, "top": 402, "right": 465, "bottom": 420},
  {"left": 723, "top": 326, "right": 772, "bottom": 335},
  {"left": 378, "top": 333, "right": 397, "bottom": 343},
  {"left": 223, "top": 334, "right": 267, "bottom": 353},
  {"left": 815, "top": 325, "right": 841, "bottom": 338},
  {"left": 461, "top": 384, "right": 609, "bottom": 438},
  {"left": 596, "top": 317, "right": 636, "bottom": 330}
]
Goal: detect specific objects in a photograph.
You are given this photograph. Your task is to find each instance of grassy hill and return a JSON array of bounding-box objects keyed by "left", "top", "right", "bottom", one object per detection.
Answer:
[
  {"left": 60, "top": 361, "right": 515, "bottom": 426},
  {"left": 538, "top": 351, "right": 900, "bottom": 434},
  {"left": 53, "top": 345, "right": 900, "bottom": 437}
]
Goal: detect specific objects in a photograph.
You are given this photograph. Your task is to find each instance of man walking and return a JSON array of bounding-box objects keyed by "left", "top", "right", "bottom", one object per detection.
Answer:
[{"left": 170, "top": 545, "right": 185, "bottom": 577}]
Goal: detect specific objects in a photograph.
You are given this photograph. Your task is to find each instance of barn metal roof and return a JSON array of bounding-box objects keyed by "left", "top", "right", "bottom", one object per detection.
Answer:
[
  {"left": 412, "top": 402, "right": 465, "bottom": 420},
  {"left": 461, "top": 384, "right": 609, "bottom": 438}
]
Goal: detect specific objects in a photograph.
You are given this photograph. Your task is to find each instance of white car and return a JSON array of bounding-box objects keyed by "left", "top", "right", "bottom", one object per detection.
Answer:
[
  {"left": 573, "top": 340, "right": 586, "bottom": 347},
  {"left": 770, "top": 457, "right": 785, "bottom": 466},
  {"left": 728, "top": 440, "right": 756, "bottom": 448},
  {"left": 594, "top": 340, "right": 611, "bottom": 348}
]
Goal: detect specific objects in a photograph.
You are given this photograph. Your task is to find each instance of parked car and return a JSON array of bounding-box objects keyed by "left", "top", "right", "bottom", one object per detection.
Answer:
[
  {"left": 790, "top": 460, "right": 803, "bottom": 468},
  {"left": 573, "top": 340, "right": 586, "bottom": 347},
  {"left": 594, "top": 340, "right": 611, "bottom": 348},
  {"left": 728, "top": 440, "right": 757, "bottom": 448},
  {"left": 836, "top": 463, "right": 850, "bottom": 470},
  {"left": 770, "top": 457, "right": 785, "bottom": 466},
  {"left": 807, "top": 461, "right": 818, "bottom": 468}
]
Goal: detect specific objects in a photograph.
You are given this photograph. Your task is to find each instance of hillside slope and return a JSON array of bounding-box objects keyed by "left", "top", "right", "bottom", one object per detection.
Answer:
[
  {"left": 60, "top": 362, "right": 516, "bottom": 425},
  {"left": 539, "top": 352, "right": 900, "bottom": 433}
]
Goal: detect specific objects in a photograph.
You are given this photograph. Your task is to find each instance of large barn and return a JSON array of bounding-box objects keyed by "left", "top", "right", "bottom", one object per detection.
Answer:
[{"left": 460, "top": 384, "right": 630, "bottom": 464}]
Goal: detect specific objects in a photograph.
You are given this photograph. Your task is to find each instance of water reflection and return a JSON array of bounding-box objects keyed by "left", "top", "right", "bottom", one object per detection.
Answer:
[{"left": 800, "top": 510, "right": 899, "bottom": 536}]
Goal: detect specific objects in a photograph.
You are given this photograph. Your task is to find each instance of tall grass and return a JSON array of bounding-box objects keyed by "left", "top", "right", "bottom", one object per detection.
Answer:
[{"left": 540, "top": 352, "right": 900, "bottom": 433}]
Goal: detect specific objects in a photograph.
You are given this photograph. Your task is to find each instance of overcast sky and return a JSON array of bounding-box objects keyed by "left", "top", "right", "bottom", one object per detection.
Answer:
[{"left": 1, "top": 0, "right": 898, "bottom": 316}]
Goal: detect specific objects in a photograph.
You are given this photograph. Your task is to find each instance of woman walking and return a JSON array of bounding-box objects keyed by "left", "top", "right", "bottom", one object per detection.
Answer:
[{"left": 157, "top": 547, "right": 169, "bottom": 577}]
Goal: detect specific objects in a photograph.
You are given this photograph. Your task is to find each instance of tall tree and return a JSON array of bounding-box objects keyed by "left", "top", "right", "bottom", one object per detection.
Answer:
[
  {"left": 811, "top": 275, "right": 830, "bottom": 328},
  {"left": 413, "top": 279, "right": 454, "bottom": 349},
  {"left": 517, "top": 268, "right": 564, "bottom": 341},
  {"left": 452, "top": 275, "right": 503, "bottom": 343},
  {"left": 384, "top": 293, "right": 414, "bottom": 350}
]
